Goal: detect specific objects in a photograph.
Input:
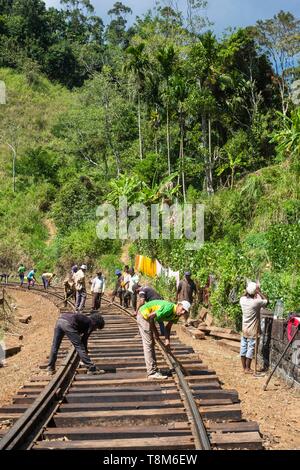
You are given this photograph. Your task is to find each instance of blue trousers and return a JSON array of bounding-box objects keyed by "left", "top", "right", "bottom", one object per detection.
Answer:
[{"left": 76, "top": 289, "right": 87, "bottom": 311}]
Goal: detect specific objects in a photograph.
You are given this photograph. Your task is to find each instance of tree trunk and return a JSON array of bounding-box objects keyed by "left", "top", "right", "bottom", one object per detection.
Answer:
[
  {"left": 166, "top": 102, "right": 171, "bottom": 175},
  {"left": 207, "top": 117, "right": 214, "bottom": 195},
  {"left": 180, "top": 112, "right": 186, "bottom": 203},
  {"left": 138, "top": 93, "right": 143, "bottom": 160},
  {"left": 202, "top": 114, "right": 214, "bottom": 195},
  {"left": 231, "top": 166, "right": 235, "bottom": 189}
]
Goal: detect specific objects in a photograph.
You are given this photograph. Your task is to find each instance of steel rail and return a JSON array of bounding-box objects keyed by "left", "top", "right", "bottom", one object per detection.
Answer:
[
  {"left": 101, "top": 296, "right": 212, "bottom": 450},
  {"left": 3, "top": 282, "right": 76, "bottom": 310},
  {"left": 0, "top": 286, "right": 211, "bottom": 450},
  {"left": 0, "top": 286, "right": 79, "bottom": 450},
  {"left": 0, "top": 347, "right": 78, "bottom": 450}
]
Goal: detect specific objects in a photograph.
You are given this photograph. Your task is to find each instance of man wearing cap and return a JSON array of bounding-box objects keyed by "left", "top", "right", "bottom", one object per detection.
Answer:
[
  {"left": 47, "top": 312, "right": 105, "bottom": 375},
  {"left": 73, "top": 265, "right": 87, "bottom": 312},
  {"left": 137, "top": 299, "right": 191, "bottom": 380},
  {"left": 240, "top": 281, "right": 269, "bottom": 373},
  {"left": 176, "top": 272, "right": 197, "bottom": 308}
]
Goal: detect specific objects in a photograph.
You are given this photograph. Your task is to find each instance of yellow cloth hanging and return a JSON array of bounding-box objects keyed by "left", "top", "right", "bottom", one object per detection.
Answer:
[
  {"left": 135, "top": 255, "right": 157, "bottom": 278},
  {"left": 134, "top": 255, "right": 141, "bottom": 272}
]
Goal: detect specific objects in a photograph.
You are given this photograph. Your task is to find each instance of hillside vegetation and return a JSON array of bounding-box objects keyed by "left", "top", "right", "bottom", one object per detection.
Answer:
[{"left": 0, "top": 1, "right": 299, "bottom": 328}]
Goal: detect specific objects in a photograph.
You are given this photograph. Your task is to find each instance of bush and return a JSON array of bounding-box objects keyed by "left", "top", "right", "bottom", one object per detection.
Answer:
[
  {"left": 57, "top": 220, "right": 121, "bottom": 269},
  {"left": 266, "top": 223, "right": 300, "bottom": 271}
]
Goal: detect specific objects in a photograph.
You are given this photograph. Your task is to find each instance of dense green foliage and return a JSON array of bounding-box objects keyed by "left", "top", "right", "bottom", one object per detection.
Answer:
[{"left": 0, "top": 1, "right": 299, "bottom": 328}]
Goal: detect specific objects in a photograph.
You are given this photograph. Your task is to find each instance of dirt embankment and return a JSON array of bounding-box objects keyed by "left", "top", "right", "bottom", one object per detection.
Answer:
[{"left": 0, "top": 288, "right": 59, "bottom": 406}]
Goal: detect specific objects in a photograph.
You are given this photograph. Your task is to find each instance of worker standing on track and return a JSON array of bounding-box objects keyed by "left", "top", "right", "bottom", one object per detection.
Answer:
[
  {"left": 111, "top": 270, "right": 124, "bottom": 306},
  {"left": 122, "top": 265, "right": 131, "bottom": 308},
  {"left": 47, "top": 312, "right": 105, "bottom": 375},
  {"left": 18, "top": 264, "right": 26, "bottom": 287},
  {"left": 135, "top": 285, "right": 165, "bottom": 335},
  {"left": 127, "top": 269, "right": 140, "bottom": 310},
  {"left": 73, "top": 264, "right": 87, "bottom": 312},
  {"left": 176, "top": 272, "right": 197, "bottom": 318},
  {"left": 240, "top": 281, "right": 268, "bottom": 374},
  {"left": 41, "top": 272, "right": 55, "bottom": 290},
  {"left": 91, "top": 272, "right": 105, "bottom": 311},
  {"left": 137, "top": 299, "right": 191, "bottom": 380},
  {"left": 27, "top": 269, "right": 37, "bottom": 289}
]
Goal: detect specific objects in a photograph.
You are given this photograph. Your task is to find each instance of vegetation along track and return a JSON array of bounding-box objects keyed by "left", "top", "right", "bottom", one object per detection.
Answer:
[{"left": 0, "top": 285, "right": 263, "bottom": 450}]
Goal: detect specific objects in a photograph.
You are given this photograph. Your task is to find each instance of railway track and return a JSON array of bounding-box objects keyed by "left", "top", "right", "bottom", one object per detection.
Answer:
[{"left": 0, "top": 284, "right": 263, "bottom": 450}]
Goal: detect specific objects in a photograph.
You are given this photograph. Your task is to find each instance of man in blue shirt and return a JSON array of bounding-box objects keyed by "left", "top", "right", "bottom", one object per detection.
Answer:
[{"left": 27, "top": 269, "right": 37, "bottom": 289}]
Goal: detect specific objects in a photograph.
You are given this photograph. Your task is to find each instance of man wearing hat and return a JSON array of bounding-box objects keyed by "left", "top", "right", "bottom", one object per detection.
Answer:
[
  {"left": 137, "top": 299, "right": 191, "bottom": 380},
  {"left": 176, "top": 272, "right": 197, "bottom": 313},
  {"left": 73, "top": 264, "right": 87, "bottom": 312},
  {"left": 240, "top": 281, "right": 268, "bottom": 373},
  {"left": 47, "top": 312, "right": 105, "bottom": 375}
]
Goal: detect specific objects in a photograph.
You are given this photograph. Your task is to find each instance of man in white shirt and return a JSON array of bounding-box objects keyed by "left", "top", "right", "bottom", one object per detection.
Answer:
[
  {"left": 240, "top": 281, "right": 268, "bottom": 374},
  {"left": 123, "top": 265, "right": 132, "bottom": 308},
  {"left": 91, "top": 272, "right": 105, "bottom": 310},
  {"left": 127, "top": 268, "right": 140, "bottom": 310}
]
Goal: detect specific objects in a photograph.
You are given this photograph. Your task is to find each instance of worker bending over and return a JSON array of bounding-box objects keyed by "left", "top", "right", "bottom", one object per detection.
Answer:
[
  {"left": 41, "top": 272, "right": 55, "bottom": 290},
  {"left": 137, "top": 299, "right": 190, "bottom": 380},
  {"left": 64, "top": 276, "right": 75, "bottom": 307},
  {"left": 135, "top": 284, "right": 165, "bottom": 335},
  {"left": 47, "top": 312, "right": 105, "bottom": 375}
]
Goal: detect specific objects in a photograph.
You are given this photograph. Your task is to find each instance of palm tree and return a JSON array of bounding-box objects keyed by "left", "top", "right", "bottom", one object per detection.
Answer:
[
  {"left": 156, "top": 45, "right": 177, "bottom": 175},
  {"left": 170, "top": 74, "right": 189, "bottom": 202},
  {"left": 124, "top": 43, "right": 149, "bottom": 160}
]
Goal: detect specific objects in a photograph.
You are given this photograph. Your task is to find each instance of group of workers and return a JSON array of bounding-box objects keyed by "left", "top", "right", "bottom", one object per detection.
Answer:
[
  {"left": 0, "top": 265, "right": 56, "bottom": 290},
  {"left": 3, "top": 262, "right": 269, "bottom": 378},
  {"left": 47, "top": 266, "right": 197, "bottom": 379},
  {"left": 63, "top": 265, "right": 106, "bottom": 312}
]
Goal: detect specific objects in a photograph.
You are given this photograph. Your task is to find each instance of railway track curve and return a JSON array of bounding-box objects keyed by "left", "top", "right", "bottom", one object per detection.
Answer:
[{"left": 0, "top": 284, "right": 263, "bottom": 450}]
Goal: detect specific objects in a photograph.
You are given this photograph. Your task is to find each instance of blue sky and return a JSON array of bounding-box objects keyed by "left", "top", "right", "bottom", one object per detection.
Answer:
[{"left": 44, "top": 0, "right": 300, "bottom": 35}]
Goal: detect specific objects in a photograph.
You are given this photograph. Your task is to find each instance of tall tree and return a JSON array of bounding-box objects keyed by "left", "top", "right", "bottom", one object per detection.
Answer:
[
  {"left": 170, "top": 74, "right": 189, "bottom": 201},
  {"left": 60, "top": 0, "right": 103, "bottom": 44},
  {"left": 105, "top": 1, "right": 132, "bottom": 47},
  {"left": 188, "top": 32, "right": 219, "bottom": 195},
  {"left": 250, "top": 11, "right": 300, "bottom": 116},
  {"left": 156, "top": 45, "right": 177, "bottom": 175},
  {"left": 125, "top": 43, "right": 149, "bottom": 160}
]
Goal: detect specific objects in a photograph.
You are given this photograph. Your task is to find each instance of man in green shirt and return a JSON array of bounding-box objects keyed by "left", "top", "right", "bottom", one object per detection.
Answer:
[{"left": 138, "top": 299, "right": 191, "bottom": 380}]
